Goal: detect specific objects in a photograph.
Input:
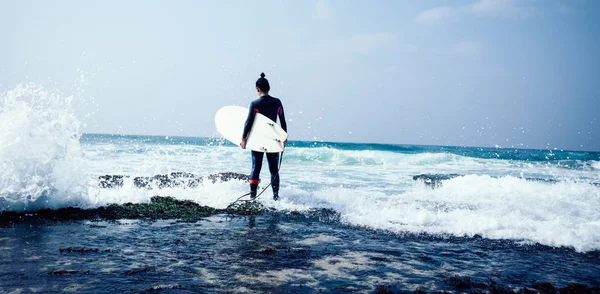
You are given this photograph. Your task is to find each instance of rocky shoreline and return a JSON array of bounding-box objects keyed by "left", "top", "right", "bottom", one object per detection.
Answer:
[
  {"left": 0, "top": 196, "right": 266, "bottom": 227},
  {"left": 1, "top": 172, "right": 599, "bottom": 293},
  {"left": 1, "top": 211, "right": 598, "bottom": 293}
]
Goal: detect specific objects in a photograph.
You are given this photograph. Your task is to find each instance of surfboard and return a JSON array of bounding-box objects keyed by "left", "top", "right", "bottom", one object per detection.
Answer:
[{"left": 215, "top": 106, "right": 287, "bottom": 153}]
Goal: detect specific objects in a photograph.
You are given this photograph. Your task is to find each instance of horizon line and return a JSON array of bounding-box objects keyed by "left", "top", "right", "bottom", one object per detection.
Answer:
[{"left": 80, "top": 132, "right": 600, "bottom": 153}]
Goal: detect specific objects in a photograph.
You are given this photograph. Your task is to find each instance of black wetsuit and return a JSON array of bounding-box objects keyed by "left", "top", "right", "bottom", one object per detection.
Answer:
[{"left": 242, "top": 95, "right": 287, "bottom": 198}]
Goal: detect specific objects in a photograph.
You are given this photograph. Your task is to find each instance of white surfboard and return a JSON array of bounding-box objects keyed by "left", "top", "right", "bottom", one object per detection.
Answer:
[{"left": 215, "top": 106, "right": 287, "bottom": 153}]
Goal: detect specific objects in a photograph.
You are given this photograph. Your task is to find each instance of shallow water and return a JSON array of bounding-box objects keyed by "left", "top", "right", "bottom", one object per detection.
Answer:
[{"left": 1, "top": 214, "right": 599, "bottom": 293}]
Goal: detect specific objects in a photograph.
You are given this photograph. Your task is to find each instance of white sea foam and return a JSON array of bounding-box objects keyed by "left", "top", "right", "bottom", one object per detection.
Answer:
[
  {"left": 280, "top": 175, "right": 600, "bottom": 253},
  {"left": 0, "top": 84, "right": 88, "bottom": 210}
]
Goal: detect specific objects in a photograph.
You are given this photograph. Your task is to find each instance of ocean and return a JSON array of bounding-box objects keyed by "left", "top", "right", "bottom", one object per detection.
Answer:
[{"left": 1, "top": 85, "right": 600, "bottom": 292}]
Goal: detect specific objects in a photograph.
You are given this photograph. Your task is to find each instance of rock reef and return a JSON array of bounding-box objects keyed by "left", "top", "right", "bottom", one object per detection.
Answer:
[
  {"left": 0, "top": 196, "right": 233, "bottom": 227},
  {"left": 412, "top": 173, "right": 599, "bottom": 189},
  {"left": 98, "top": 172, "right": 249, "bottom": 189}
]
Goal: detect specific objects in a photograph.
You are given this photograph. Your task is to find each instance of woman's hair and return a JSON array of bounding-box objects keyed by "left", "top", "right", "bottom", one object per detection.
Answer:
[{"left": 255, "top": 72, "right": 270, "bottom": 93}]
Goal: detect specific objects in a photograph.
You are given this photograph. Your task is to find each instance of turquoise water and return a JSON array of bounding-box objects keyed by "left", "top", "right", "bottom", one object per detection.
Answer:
[{"left": 82, "top": 133, "right": 600, "bottom": 162}]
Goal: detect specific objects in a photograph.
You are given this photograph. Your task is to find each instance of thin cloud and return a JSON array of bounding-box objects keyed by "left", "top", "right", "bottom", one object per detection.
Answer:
[
  {"left": 416, "top": 0, "right": 536, "bottom": 25},
  {"left": 470, "top": 0, "right": 536, "bottom": 17},
  {"left": 415, "top": 6, "right": 459, "bottom": 25},
  {"left": 471, "top": 0, "right": 519, "bottom": 14}
]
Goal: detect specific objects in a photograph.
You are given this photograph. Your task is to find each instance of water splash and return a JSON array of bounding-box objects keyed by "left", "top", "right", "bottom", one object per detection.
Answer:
[{"left": 0, "top": 84, "right": 88, "bottom": 211}]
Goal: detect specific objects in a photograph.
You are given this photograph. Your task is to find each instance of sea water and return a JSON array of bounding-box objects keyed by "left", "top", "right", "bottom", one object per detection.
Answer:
[{"left": 1, "top": 84, "right": 599, "bottom": 254}]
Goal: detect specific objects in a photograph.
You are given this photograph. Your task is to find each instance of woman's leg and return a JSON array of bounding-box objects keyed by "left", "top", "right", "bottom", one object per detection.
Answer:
[{"left": 250, "top": 151, "right": 264, "bottom": 198}]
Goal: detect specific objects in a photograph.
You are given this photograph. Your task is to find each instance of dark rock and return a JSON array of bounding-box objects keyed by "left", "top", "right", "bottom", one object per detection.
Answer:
[
  {"left": 412, "top": 173, "right": 597, "bottom": 189},
  {"left": 59, "top": 247, "right": 100, "bottom": 253},
  {"left": 125, "top": 267, "right": 156, "bottom": 275},
  {"left": 98, "top": 172, "right": 249, "bottom": 189},
  {"left": 225, "top": 201, "right": 267, "bottom": 216},
  {"left": 448, "top": 276, "right": 472, "bottom": 289},
  {"left": 97, "top": 175, "right": 124, "bottom": 188},
  {"left": 48, "top": 269, "right": 80, "bottom": 275},
  {"left": 260, "top": 247, "right": 277, "bottom": 254},
  {"left": 559, "top": 283, "right": 594, "bottom": 294},
  {"left": 369, "top": 256, "right": 390, "bottom": 262},
  {"left": 489, "top": 288, "right": 515, "bottom": 294},
  {"left": 139, "top": 284, "right": 184, "bottom": 293},
  {"left": 531, "top": 282, "right": 556, "bottom": 293},
  {"left": 0, "top": 196, "right": 228, "bottom": 225},
  {"left": 412, "top": 174, "right": 462, "bottom": 188},
  {"left": 374, "top": 285, "right": 395, "bottom": 294},
  {"left": 207, "top": 172, "right": 250, "bottom": 183}
]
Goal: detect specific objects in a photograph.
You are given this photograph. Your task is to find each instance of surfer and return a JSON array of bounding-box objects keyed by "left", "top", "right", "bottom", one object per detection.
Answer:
[{"left": 240, "top": 73, "right": 288, "bottom": 200}]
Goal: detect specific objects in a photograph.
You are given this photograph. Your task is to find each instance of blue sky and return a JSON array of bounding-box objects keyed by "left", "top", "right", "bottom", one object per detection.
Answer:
[{"left": 2, "top": 0, "right": 599, "bottom": 151}]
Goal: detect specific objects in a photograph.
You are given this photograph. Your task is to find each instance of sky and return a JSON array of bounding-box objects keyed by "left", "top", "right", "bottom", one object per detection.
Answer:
[{"left": 1, "top": 0, "right": 599, "bottom": 151}]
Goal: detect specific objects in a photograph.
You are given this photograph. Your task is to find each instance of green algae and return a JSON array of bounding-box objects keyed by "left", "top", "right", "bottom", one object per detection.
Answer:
[
  {"left": 0, "top": 196, "right": 269, "bottom": 227},
  {"left": 225, "top": 200, "right": 270, "bottom": 216},
  {"left": 104, "top": 196, "right": 220, "bottom": 221}
]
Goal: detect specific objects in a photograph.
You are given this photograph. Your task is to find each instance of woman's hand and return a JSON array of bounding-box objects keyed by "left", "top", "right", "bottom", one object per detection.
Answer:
[{"left": 240, "top": 139, "right": 247, "bottom": 149}]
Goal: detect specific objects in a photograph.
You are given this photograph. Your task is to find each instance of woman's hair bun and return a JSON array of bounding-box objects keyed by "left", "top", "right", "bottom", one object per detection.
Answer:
[{"left": 256, "top": 72, "right": 270, "bottom": 92}]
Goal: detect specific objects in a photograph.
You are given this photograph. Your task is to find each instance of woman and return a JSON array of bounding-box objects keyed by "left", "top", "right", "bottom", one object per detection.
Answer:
[{"left": 240, "top": 73, "right": 288, "bottom": 200}]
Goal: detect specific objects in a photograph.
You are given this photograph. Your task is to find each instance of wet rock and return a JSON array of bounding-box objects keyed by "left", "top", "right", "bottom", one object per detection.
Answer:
[
  {"left": 303, "top": 208, "right": 341, "bottom": 222},
  {"left": 97, "top": 175, "right": 124, "bottom": 188},
  {"left": 260, "top": 247, "right": 277, "bottom": 254},
  {"left": 206, "top": 172, "right": 250, "bottom": 183},
  {"left": 445, "top": 276, "right": 505, "bottom": 292},
  {"left": 226, "top": 201, "right": 268, "bottom": 216},
  {"left": 374, "top": 284, "right": 411, "bottom": 293},
  {"left": 369, "top": 256, "right": 390, "bottom": 262},
  {"left": 558, "top": 283, "right": 594, "bottom": 294},
  {"left": 412, "top": 174, "right": 462, "bottom": 188},
  {"left": 104, "top": 196, "right": 220, "bottom": 221},
  {"left": 377, "top": 282, "right": 600, "bottom": 294},
  {"left": 133, "top": 172, "right": 202, "bottom": 189},
  {"left": 0, "top": 196, "right": 228, "bottom": 225},
  {"left": 412, "top": 174, "right": 596, "bottom": 189},
  {"left": 125, "top": 267, "right": 156, "bottom": 275},
  {"left": 447, "top": 276, "right": 473, "bottom": 289},
  {"left": 139, "top": 284, "right": 184, "bottom": 293},
  {"left": 531, "top": 281, "right": 556, "bottom": 293},
  {"left": 98, "top": 172, "right": 249, "bottom": 189},
  {"left": 59, "top": 247, "right": 100, "bottom": 253}
]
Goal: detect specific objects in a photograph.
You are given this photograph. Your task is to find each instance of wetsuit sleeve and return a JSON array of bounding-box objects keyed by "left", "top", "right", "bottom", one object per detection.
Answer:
[
  {"left": 278, "top": 103, "right": 287, "bottom": 133},
  {"left": 242, "top": 102, "right": 257, "bottom": 140}
]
